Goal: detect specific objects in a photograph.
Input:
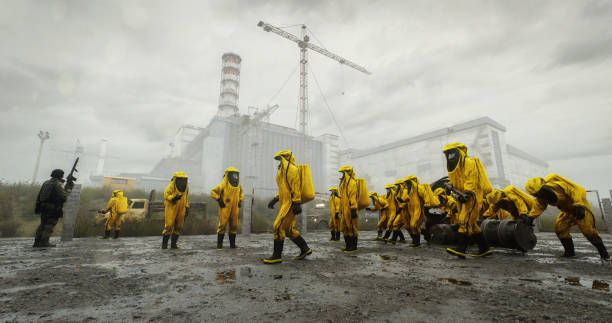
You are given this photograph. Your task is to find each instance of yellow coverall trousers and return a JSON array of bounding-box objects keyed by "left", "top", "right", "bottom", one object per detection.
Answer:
[
  {"left": 555, "top": 210, "right": 602, "bottom": 244},
  {"left": 105, "top": 213, "right": 123, "bottom": 231},
  {"left": 217, "top": 203, "right": 239, "bottom": 234},
  {"left": 457, "top": 198, "right": 482, "bottom": 236}
]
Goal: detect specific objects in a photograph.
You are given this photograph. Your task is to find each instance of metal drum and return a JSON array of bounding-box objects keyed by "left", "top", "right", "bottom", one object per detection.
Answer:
[
  {"left": 430, "top": 224, "right": 460, "bottom": 245},
  {"left": 481, "top": 219, "right": 537, "bottom": 252}
]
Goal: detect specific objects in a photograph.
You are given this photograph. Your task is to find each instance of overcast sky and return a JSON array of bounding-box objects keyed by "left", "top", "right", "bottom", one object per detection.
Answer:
[{"left": 1, "top": 0, "right": 611, "bottom": 194}]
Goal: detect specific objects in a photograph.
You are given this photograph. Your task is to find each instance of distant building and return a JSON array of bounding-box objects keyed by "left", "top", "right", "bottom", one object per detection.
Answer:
[{"left": 340, "top": 117, "right": 548, "bottom": 192}]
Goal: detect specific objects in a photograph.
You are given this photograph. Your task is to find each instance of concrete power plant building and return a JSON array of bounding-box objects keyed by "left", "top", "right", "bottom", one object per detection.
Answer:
[{"left": 340, "top": 117, "right": 548, "bottom": 193}]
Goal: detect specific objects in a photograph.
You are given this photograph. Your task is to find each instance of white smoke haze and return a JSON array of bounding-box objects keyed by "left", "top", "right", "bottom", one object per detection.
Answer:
[{"left": 0, "top": 0, "right": 611, "bottom": 193}]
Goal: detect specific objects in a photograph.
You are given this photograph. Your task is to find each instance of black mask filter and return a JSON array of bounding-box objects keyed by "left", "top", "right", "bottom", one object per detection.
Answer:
[
  {"left": 537, "top": 185, "right": 558, "bottom": 204},
  {"left": 444, "top": 148, "right": 461, "bottom": 172},
  {"left": 228, "top": 171, "right": 239, "bottom": 187},
  {"left": 175, "top": 177, "right": 188, "bottom": 193}
]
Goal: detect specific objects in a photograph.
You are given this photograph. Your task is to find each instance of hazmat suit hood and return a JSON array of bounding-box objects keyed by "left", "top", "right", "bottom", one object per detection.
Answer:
[
  {"left": 329, "top": 187, "right": 338, "bottom": 196},
  {"left": 274, "top": 150, "right": 296, "bottom": 171},
  {"left": 171, "top": 172, "right": 189, "bottom": 193},
  {"left": 338, "top": 165, "right": 355, "bottom": 185},
  {"left": 486, "top": 190, "right": 504, "bottom": 207},
  {"left": 393, "top": 179, "right": 404, "bottom": 194},
  {"left": 525, "top": 176, "right": 558, "bottom": 204},
  {"left": 369, "top": 191, "right": 379, "bottom": 206},
  {"left": 403, "top": 175, "right": 418, "bottom": 194},
  {"left": 443, "top": 143, "right": 468, "bottom": 172},
  {"left": 112, "top": 190, "right": 122, "bottom": 198},
  {"left": 224, "top": 167, "right": 240, "bottom": 187},
  {"left": 385, "top": 184, "right": 395, "bottom": 196}
]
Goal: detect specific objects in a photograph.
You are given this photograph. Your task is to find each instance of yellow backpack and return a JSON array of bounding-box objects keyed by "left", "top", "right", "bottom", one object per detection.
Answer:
[
  {"left": 298, "top": 164, "right": 315, "bottom": 203},
  {"left": 356, "top": 178, "right": 369, "bottom": 210},
  {"left": 116, "top": 197, "right": 129, "bottom": 214}
]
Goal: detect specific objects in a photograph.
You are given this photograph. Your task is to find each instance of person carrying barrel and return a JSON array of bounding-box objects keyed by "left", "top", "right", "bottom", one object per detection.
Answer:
[
  {"left": 485, "top": 186, "right": 534, "bottom": 221},
  {"left": 525, "top": 174, "right": 610, "bottom": 260},
  {"left": 366, "top": 191, "right": 388, "bottom": 241},
  {"left": 434, "top": 187, "right": 458, "bottom": 224},
  {"left": 443, "top": 142, "right": 493, "bottom": 258}
]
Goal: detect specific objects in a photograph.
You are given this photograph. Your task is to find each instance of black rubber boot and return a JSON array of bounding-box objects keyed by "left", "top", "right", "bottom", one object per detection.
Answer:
[
  {"left": 344, "top": 236, "right": 356, "bottom": 253},
  {"left": 264, "top": 239, "right": 284, "bottom": 264},
  {"left": 593, "top": 243, "right": 610, "bottom": 260},
  {"left": 33, "top": 233, "right": 42, "bottom": 248},
  {"left": 113, "top": 231, "right": 120, "bottom": 239},
  {"left": 335, "top": 231, "right": 341, "bottom": 241},
  {"left": 383, "top": 230, "right": 391, "bottom": 243},
  {"left": 446, "top": 234, "right": 467, "bottom": 259},
  {"left": 170, "top": 234, "right": 180, "bottom": 249},
  {"left": 162, "top": 235, "right": 170, "bottom": 249},
  {"left": 342, "top": 234, "right": 349, "bottom": 251},
  {"left": 40, "top": 238, "right": 56, "bottom": 248},
  {"left": 409, "top": 234, "right": 421, "bottom": 248},
  {"left": 292, "top": 235, "right": 312, "bottom": 260},
  {"left": 216, "top": 233, "right": 224, "bottom": 250},
  {"left": 559, "top": 237, "right": 575, "bottom": 258},
  {"left": 101, "top": 230, "right": 110, "bottom": 239},
  {"left": 390, "top": 231, "right": 399, "bottom": 245},
  {"left": 374, "top": 230, "right": 382, "bottom": 241},
  {"left": 397, "top": 230, "right": 406, "bottom": 243},
  {"left": 330, "top": 231, "right": 335, "bottom": 241},
  {"left": 229, "top": 234, "right": 238, "bottom": 249},
  {"left": 471, "top": 232, "right": 492, "bottom": 257},
  {"left": 353, "top": 236, "right": 359, "bottom": 252}
]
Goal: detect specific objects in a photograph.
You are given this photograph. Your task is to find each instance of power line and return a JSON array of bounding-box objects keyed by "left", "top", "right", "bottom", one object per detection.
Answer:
[
  {"left": 306, "top": 26, "right": 327, "bottom": 49},
  {"left": 309, "top": 65, "right": 350, "bottom": 148},
  {"left": 266, "top": 64, "right": 299, "bottom": 106}
]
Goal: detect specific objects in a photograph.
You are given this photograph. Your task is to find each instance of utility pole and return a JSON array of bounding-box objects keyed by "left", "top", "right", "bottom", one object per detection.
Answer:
[{"left": 32, "top": 130, "right": 50, "bottom": 184}]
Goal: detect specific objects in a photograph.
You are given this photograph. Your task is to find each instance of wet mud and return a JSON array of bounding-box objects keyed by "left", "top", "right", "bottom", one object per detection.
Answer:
[{"left": 1, "top": 232, "right": 611, "bottom": 322}]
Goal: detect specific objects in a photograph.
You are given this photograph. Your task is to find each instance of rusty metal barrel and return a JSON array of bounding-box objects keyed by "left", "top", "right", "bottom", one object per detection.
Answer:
[
  {"left": 481, "top": 219, "right": 537, "bottom": 252},
  {"left": 429, "top": 224, "right": 460, "bottom": 245}
]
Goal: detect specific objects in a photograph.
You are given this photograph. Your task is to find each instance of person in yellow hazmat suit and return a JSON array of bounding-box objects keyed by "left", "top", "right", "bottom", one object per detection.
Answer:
[
  {"left": 328, "top": 187, "right": 341, "bottom": 241},
  {"left": 388, "top": 179, "right": 408, "bottom": 245},
  {"left": 484, "top": 186, "right": 534, "bottom": 221},
  {"left": 434, "top": 187, "right": 458, "bottom": 224},
  {"left": 366, "top": 191, "right": 388, "bottom": 241},
  {"left": 525, "top": 174, "right": 610, "bottom": 260},
  {"left": 211, "top": 167, "right": 243, "bottom": 250},
  {"left": 443, "top": 143, "right": 493, "bottom": 258},
  {"left": 162, "top": 172, "right": 189, "bottom": 250},
  {"left": 381, "top": 184, "right": 397, "bottom": 242},
  {"left": 264, "top": 150, "right": 312, "bottom": 264},
  {"left": 99, "top": 190, "right": 126, "bottom": 239},
  {"left": 398, "top": 175, "right": 438, "bottom": 248},
  {"left": 338, "top": 165, "right": 360, "bottom": 253}
]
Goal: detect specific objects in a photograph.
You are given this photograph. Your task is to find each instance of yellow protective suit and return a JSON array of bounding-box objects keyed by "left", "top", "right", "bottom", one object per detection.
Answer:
[
  {"left": 104, "top": 190, "right": 124, "bottom": 231},
  {"left": 385, "top": 184, "right": 399, "bottom": 231},
  {"left": 526, "top": 174, "right": 602, "bottom": 244},
  {"left": 163, "top": 172, "right": 189, "bottom": 236},
  {"left": 338, "top": 165, "right": 358, "bottom": 237},
  {"left": 328, "top": 187, "right": 341, "bottom": 232},
  {"left": 403, "top": 176, "right": 438, "bottom": 235},
  {"left": 369, "top": 192, "right": 388, "bottom": 232},
  {"left": 272, "top": 151, "right": 302, "bottom": 241},
  {"left": 392, "top": 179, "right": 409, "bottom": 231},
  {"left": 211, "top": 167, "right": 244, "bottom": 235},
  {"left": 434, "top": 188, "right": 458, "bottom": 224},
  {"left": 485, "top": 186, "right": 534, "bottom": 220},
  {"left": 443, "top": 143, "right": 492, "bottom": 236}
]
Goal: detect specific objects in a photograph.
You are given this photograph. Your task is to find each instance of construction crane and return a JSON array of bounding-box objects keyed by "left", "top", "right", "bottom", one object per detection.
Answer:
[{"left": 256, "top": 21, "right": 371, "bottom": 158}]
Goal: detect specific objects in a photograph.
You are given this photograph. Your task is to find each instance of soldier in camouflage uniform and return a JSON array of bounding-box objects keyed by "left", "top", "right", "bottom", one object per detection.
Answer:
[{"left": 33, "top": 169, "right": 73, "bottom": 248}]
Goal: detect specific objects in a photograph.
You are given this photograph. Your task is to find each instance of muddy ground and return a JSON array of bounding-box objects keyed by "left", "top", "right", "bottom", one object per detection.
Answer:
[{"left": 1, "top": 232, "right": 611, "bottom": 322}]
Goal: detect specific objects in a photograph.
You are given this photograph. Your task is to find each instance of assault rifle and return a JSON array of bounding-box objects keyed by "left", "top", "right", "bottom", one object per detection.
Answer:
[{"left": 65, "top": 157, "right": 79, "bottom": 190}]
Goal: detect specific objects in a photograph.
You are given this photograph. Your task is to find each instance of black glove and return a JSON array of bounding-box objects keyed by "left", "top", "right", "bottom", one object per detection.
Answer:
[
  {"left": 519, "top": 213, "right": 534, "bottom": 226},
  {"left": 334, "top": 213, "right": 339, "bottom": 220},
  {"left": 268, "top": 197, "right": 279, "bottom": 209},
  {"left": 574, "top": 206, "right": 585, "bottom": 220},
  {"left": 98, "top": 209, "right": 107, "bottom": 214},
  {"left": 238, "top": 201, "right": 242, "bottom": 208},
  {"left": 291, "top": 202, "right": 302, "bottom": 215},
  {"left": 351, "top": 208, "right": 358, "bottom": 219},
  {"left": 171, "top": 194, "right": 182, "bottom": 203},
  {"left": 217, "top": 198, "right": 226, "bottom": 208},
  {"left": 185, "top": 207, "right": 189, "bottom": 218}
]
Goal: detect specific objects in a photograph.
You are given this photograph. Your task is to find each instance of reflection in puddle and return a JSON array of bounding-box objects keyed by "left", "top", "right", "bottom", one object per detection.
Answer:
[
  {"left": 564, "top": 277, "right": 610, "bottom": 291},
  {"left": 379, "top": 255, "right": 397, "bottom": 261},
  {"left": 565, "top": 277, "right": 581, "bottom": 286},
  {"left": 439, "top": 278, "right": 472, "bottom": 286},
  {"left": 592, "top": 280, "right": 609, "bottom": 291},
  {"left": 216, "top": 270, "right": 236, "bottom": 284}
]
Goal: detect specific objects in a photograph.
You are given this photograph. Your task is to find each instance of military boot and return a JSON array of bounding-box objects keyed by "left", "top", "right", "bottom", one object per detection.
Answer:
[
  {"left": 113, "top": 231, "right": 120, "bottom": 239},
  {"left": 593, "top": 243, "right": 610, "bottom": 260},
  {"left": 229, "top": 233, "right": 238, "bottom": 249},
  {"left": 32, "top": 233, "right": 42, "bottom": 248},
  {"left": 264, "top": 239, "right": 284, "bottom": 264},
  {"left": 40, "top": 238, "right": 56, "bottom": 248},
  {"left": 161, "top": 235, "right": 170, "bottom": 250},
  {"left": 101, "top": 230, "right": 111, "bottom": 239},
  {"left": 446, "top": 234, "right": 467, "bottom": 259},
  {"left": 170, "top": 234, "right": 181, "bottom": 249},
  {"left": 409, "top": 234, "right": 421, "bottom": 248},
  {"left": 559, "top": 238, "right": 575, "bottom": 258},
  {"left": 471, "top": 232, "right": 492, "bottom": 257},
  {"left": 292, "top": 235, "right": 312, "bottom": 260}
]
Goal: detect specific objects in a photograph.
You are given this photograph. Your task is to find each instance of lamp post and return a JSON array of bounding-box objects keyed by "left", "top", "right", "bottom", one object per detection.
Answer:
[{"left": 32, "top": 130, "right": 50, "bottom": 184}]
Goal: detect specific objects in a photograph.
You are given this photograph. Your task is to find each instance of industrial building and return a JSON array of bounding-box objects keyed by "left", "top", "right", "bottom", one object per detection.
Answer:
[{"left": 340, "top": 117, "right": 549, "bottom": 192}]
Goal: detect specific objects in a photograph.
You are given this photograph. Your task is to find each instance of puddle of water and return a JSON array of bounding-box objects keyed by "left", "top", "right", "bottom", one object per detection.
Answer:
[
  {"left": 216, "top": 269, "right": 236, "bottom": 284},
  {"left": 439, "top": 278, "right": 472, "bottom": 286},
  {"left": 561, "top": 277, "right": 609, "bottom": 292},
  {"left": 592, "top": 280, "right": 610, "bottom": 291},
  {"left": 380, "top": 255, "right": 397, "bottom": 261}
]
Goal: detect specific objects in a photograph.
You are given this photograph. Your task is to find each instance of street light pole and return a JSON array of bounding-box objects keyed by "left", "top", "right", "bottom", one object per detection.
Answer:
[{"left": 32, "top": 131, "right": 50, "bottom": 185}]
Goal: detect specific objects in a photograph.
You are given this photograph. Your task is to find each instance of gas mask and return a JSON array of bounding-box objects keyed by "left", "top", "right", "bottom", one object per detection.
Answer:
[
  {"left": 404, "top": 180, "right": 413, "bottom": 194},
  {"left": 175, "top": 177, "right": 188, "bottom": 193},
  {"left": 395, "top": 184, "right": 402, "bottom": 193},
  {"left": 228, "top": 171, "right": 239, "bottom": 187},
  {"left": 537, "top": 185, "right": 558, "bottom": 204},
  {"left": 370, "top": 196, "right": 376, "bottom": 206},
  {"left": 339, "top": 172, "right": 345, "bottom": 182},
  {"left": 444, "top": 148, "right": 461, "bottom": 172},
  {"left": 275, "top": 157, "right": 283, "bottom": 170},
  {"left": 386, "top": 188, "right": 392, "bottom": 196}
]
